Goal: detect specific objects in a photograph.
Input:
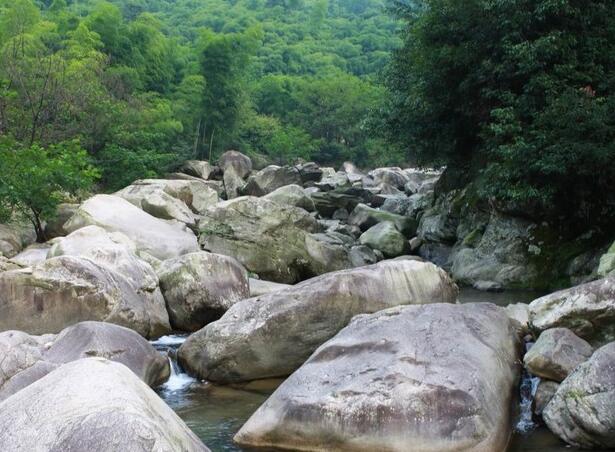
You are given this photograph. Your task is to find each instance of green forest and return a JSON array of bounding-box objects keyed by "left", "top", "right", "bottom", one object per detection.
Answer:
[
  {"left": 1, "top": 0, "right": 614, "bottom": 236},
  {"left": 0, "top": 0, "right": 400, "bottom": 192}
]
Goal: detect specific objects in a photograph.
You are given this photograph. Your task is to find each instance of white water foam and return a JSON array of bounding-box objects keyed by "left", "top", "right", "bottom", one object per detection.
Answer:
[
  {"left": 150, "top": 334, "right": 188, "bottom": 347},
  {"left": 161, "top": 357, "right": 196, "bottom": 393}
]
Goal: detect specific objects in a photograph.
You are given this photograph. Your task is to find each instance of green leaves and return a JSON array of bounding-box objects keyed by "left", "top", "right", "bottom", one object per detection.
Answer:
[
  {"left": 0, "top": 137, "right": 99, "bottom": 240},
  {"left": 388, "top": 0, "right": 615, "bottom": 230}
]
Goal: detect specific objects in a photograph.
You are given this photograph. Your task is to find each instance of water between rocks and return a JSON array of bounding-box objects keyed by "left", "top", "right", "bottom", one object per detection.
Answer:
[{"left": 151, "top": 289, "right": 582, "bottom": 452}]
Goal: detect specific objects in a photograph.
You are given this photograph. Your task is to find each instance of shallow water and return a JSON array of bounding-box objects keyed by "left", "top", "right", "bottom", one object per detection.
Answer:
[{"left": 154, "top": 288, "right": 582, "bottom": 452}]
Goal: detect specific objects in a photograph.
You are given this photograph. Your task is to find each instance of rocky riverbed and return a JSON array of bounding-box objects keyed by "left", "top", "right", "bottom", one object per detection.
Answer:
[{"left": 0, "top": 151, "right": 613, "bottom": 451}]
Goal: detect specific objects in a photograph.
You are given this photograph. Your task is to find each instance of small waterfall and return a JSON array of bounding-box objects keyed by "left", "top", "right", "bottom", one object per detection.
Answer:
[
  {"left": 515, "top": 340, "right": 539, "bottom": 434},
  {"left": 150, "top": 335, "right": 196, "bottom": 394},
  {"left": 163, "top": 356, "right": 196, "bottom": 393}
]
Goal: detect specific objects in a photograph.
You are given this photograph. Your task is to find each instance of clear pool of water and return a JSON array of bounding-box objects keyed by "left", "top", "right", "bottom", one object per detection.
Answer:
[{"left": 154, "top": 289, "right": 582, "bottom": 452}]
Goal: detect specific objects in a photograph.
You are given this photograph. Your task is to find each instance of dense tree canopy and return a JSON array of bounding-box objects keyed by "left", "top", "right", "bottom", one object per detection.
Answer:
[
  {"left": 386, "top": 0, "right": 615, "bottom": 231},
  {"left": 0, "top": 0, "right": 402, "bottom": 198}
]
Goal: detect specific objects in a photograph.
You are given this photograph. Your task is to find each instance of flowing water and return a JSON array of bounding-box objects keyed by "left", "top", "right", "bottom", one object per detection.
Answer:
[{"left": 151, "top": 289, "right": 582, "bottom": 452}]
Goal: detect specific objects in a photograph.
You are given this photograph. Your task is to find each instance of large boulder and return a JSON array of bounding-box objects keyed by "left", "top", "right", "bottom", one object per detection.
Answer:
[
  {"left": 48, "top": 225, "right": 160, "bottom": 293},
  {"left": 180, "top": 160, "right": 215, "bottom": 180},
  {"left": 0, "top": 321, "right": 169, "bottom": 401},
  {"left": 0, "top": 256, "right": 171, "bottom": 338},
  {"left": 10, "top": 243, "right": 50, "bottom": 267},
  {"left": 368, "top": 167, "right": 409, "bottom": 189},
  {"left": 264, "top": 184, "right": 315, "bottom": 211},
  {"left": 529, "top": 276, "right": 615, "bottom": 346},
  {"left": 310, "top": 188, "right": 373, "bottom": 217},
  {"left": 166, "top": 173, "right": 225, "bottom": 197},
  {"left": 178, "top": 260, "right": 458, "bottom": 383},
  {"left": 450, "top": 213, "right": 539, "bottom": 289},
  {"left": 43, "top": 203, "right": 78, "bottom": 239},
  {"left": 64, "top": 194, "right": 199, "bottom": 260},
  {"left": 349, "top": 203, "right": 417, "bottom": 236},
  {"left": 359, "top": 221, "right": 410, "bottom": 258},
  {"left": 157, "top": 252, "right": 249, "bottom": 332},
  {"left": 0, "top": 221, "right": 36, "bottom": 258},
  {"left": 116, "top": 183, "right": 197, "bottom": 227},
  {"left": 543, "top": 342, "right": 615, "bottom": 449},
  {"left": 295, "top": 162, "right": 323, "bottom": 184},
  {"left": 223, "top": 166, "right": 246, "bottom": 199},
  {"left": 315, "top": 169, "right": 350, "bottom": 191},
  {"left": 219, "top": 150, "right": 252, "bottom": 179},
  {"left": 524, "top": 328, "right": 593, "bottom": 382},
  {"left": 125, "top": 179, "right": 220, "bottom": 215},
  {"left": 198, "top": 196, "right": 320, "bottom": 283},
  {"left": 0, "top": 358, "right": 209, "bottom": 451},
  {"left": 304, "top": 232, "right": 352, "bottom": 274},
  {"left": 242, "top": 165, "right": 302, "bottom": 196},
  {"left": 235, "top": 302, "right": 521, "bottom": 452}
]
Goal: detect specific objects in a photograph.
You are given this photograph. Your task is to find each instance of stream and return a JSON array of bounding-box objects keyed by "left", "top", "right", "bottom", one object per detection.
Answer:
[{"left": 151, "top": 289, "right": 582, "bottom": 452}]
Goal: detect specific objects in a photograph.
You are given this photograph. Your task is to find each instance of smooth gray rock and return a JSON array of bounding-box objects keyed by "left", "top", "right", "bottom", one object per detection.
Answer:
[
  {"left": 116, "top": 183, "right": 197, "bottom": 227},
  {"left": 295, "top": 162, "right": 323, "bottom": 184},
  {"left": 0, "top": 321, "right": 169, "bottom": 401},
  {"left": 0, "top": 221, "right": 36, "bottom": 258},
  {"left": 10, "top": 244, "right": 50, "bottom": 267},
  {"left": 529, "top": 276, "right": 615, "bottom": 346},
  {"left": 450, "top": 213, "right": 539, "bottom": 289},
  {"left": 381, "top": 195, "right": 412, "bottom": 215},
  {"left": 219, "top": 150, "right": 252, "bottom": 179},
  {"left": 524, "top": 328, "right": 593, "bottom": 382},
  {"left": 181, "top": 160, "right": 215, "bottom": 180},
  {"left": 304, "top": 232, "right": 352, "bottom": 274},
  {"left": 64, "top": 194, "right": 199, "bottom": 261},
  {"left": 0, "top": 256, "right": 171, "bottom": 339},
  {"left": 505, "top": 303, "right": 530, "bottom": 334},
  {"left": 43, "top": 203, "right": 78, "bottom": 239},
  {"left": 264, "top": 184, "right": 315, "bottom": 211},
  {"left": 235, "top": 302, "right": 521, "bottom": 452},
  {"left": 48, "top": 225, "right": 160, "bottom": 294},
  {"left": 178, "top": 260, "right": 458, "bottom": 383},
  {"left": 315, "top": 169, "right": 350, "bottom": 191},
  {"left": 243, "top": 165, "right": 302, "bottom": 196},
  {"left": 0, "top": 358, "right": 209, "bottom": 452},
  {"left": 249, "top": 278, "right": 291, "bottom": 297},
  {"left": 198, "top": 196, "right": 321, "bottom": 283},
  {"left": 157, "top": 252, "right": 249, "bottom": 331},
  {"left": 533, "top": 380, "right": 560, "bottom": 418},
  {"left": 368, "top": 167, "right": 409, "bottom": 189},
  {"left": 119, "top": 178, "right": 219, "bottom": 215},
  {"left": 349, "top": 203, "right": 417, "bottom": 236},
  {"left": 222, "top": 166, "right": 246, "bottom": 199},
  {"left": 348, "top": 245, "right": 380, "bottom": 267},
  {"left": 359, "top": 221, "right": 410, "bottom": 258},
  {"left": 544, "top": 342, "right": 615, "bottom": 449}
]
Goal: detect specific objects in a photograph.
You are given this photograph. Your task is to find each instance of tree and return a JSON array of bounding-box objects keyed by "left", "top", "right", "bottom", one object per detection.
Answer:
[
  {"left": 0, "top": 138, "right": 99, "bottom": 241},
  {"left": 387, "top": 0, "right": 615, "bottom": 231},
  {"left": 196, "top": 26, "right": 262, "bottom": 159}
]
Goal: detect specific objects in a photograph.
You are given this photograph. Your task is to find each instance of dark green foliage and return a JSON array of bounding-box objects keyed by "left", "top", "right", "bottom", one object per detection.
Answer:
[
  {"left": 0, "top": 137, "right": 99, "bottom": 241},
  {"left": 387, "top": 0, "right": 615, "bottom": 230}
]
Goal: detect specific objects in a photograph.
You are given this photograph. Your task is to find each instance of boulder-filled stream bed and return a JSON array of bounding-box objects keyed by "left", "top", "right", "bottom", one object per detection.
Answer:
[{"left": 153, "top": 289, "right": 582, "bottom": 452}]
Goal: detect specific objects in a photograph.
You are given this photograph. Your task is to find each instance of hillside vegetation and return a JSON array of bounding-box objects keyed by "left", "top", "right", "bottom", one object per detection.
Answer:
[{"left": 0, "top": 0, "right": 401, "bottom": 191}]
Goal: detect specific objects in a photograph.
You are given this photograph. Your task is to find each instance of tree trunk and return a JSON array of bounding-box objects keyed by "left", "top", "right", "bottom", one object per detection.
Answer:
[{"left": 30, "top": 210, "right": 46, "bottom": 243}]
